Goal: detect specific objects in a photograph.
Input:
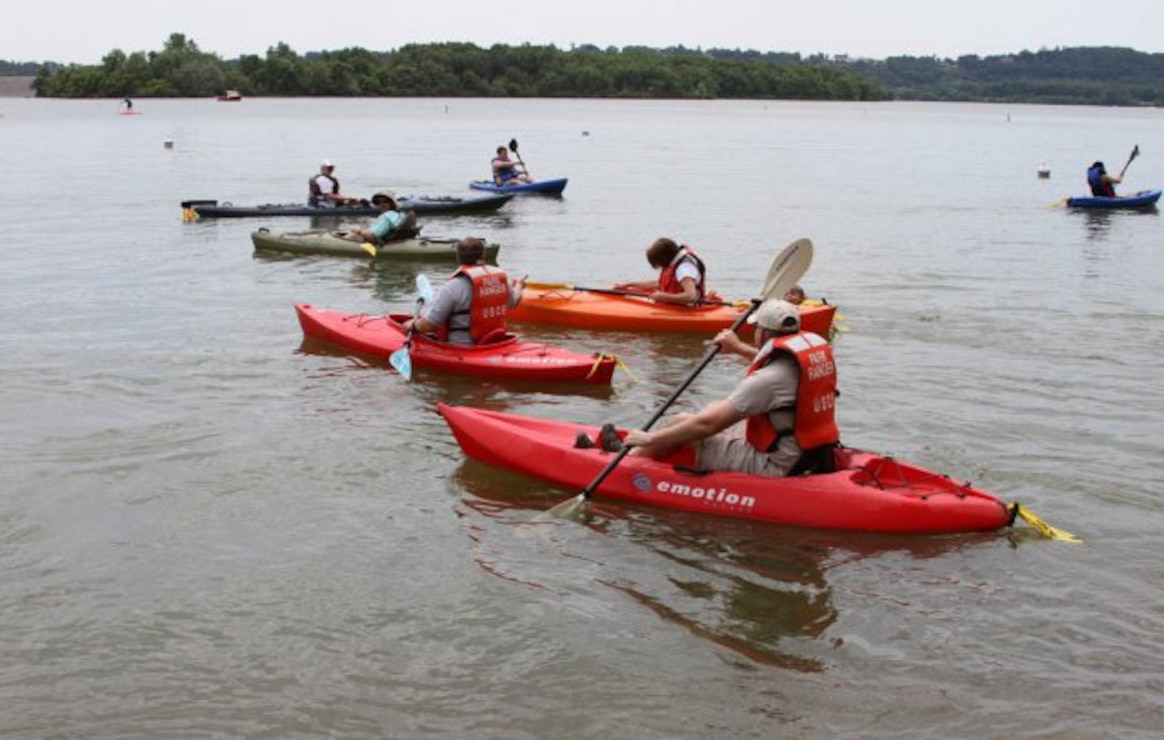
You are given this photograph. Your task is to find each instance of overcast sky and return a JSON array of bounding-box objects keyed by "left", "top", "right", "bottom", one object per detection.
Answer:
[{"left": 6, "top": 0, "right": 1162, "bottom": 65}]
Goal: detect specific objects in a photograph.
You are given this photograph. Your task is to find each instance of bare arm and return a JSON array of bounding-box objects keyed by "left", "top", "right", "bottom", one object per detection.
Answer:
[
  {"left": 649, "top": 276, "right": 700, "bottom": 305},
  {"left": 624, "top": 399, "right": 743, "bottom": 451},
  {"left": 611, "top": 279, "right": 656, "bottom": 292},
  {"left": 712, "top": 329, "right": 759, "bottom": 360}
]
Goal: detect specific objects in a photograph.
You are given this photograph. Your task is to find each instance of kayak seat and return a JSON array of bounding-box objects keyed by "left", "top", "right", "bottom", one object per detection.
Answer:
[
  {"left": 477, "top": 328, "right": 509, "bottom": 345},
  {"left": 382, "top": 224, "right": 421, "bottom": 243}
]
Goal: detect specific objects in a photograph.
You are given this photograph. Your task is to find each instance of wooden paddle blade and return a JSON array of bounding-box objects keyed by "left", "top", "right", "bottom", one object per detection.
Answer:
[
  {"left": 389, "top": 347, "right": 412, "bottom": 380},
  {"left": 761, "top": 238, "right": 814, "bottom": 301}
]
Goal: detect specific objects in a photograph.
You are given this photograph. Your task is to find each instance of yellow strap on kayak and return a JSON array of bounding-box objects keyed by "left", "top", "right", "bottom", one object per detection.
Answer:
[
  {"left": 591, "top": 353, "right": 636, "bottom": 381},
  {"left": 1012, "top": 503, "right": 1082, "bottom": 543}
]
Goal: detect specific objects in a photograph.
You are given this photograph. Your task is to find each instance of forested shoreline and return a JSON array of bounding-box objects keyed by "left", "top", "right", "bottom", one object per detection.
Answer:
[{"left": 5, "top": 35, "right": 1163, "bottom": 105}]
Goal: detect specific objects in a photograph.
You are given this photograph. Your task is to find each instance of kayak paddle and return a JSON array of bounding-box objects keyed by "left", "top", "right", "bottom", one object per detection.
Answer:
[
  {"left": 508, "top": 137, "right": 531, "bottom": 179},
  {"left": 524, "top": 280, "right": 751, "bottom": 309},
  {"left": 547, "top": 237, "right": 815, "bottom": 519},
  {"left": 1117, "top": 144, "right": 1140, "bottom": 179},
  {"left": 388, "top": 274, "right": 434, "bottom": 381}
]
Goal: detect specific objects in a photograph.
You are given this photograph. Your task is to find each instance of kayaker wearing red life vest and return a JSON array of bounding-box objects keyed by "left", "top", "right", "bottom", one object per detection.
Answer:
[
  {"left": 401, "top": 238, "right": 525, "bottom": 346},
  {"left": 623, "top": 298, "right": 839, "bottom": 478},
  {"left": 612, "top": 237, "right": 708, "bottom": 306},
  {"left": 1087, "top": 161, "right": 1121, "bottom": 197}
]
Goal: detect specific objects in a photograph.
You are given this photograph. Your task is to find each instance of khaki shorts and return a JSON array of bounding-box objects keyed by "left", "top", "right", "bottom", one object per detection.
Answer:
[{"left": 694, "top": 425, "right": 800, "bottom": 478}]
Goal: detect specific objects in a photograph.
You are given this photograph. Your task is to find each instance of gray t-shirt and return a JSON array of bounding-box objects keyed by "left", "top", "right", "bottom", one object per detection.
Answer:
[
  {"left": 422, "top": 273, "right": 521, "bottom": 346},
  {"left": 693, "top": 353, "right": 802, "bottom": 477}
]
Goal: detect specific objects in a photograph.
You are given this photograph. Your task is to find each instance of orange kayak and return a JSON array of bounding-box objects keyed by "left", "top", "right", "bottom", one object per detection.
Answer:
[{"left": 509, "top": 288, "right": 836, "bottom": 336}]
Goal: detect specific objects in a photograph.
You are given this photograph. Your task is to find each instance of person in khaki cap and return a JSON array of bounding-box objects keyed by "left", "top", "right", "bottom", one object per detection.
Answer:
[
  {"left": 623, "top": 299, "right": 840, "bottom": 477},
  {"left": 341, "top": 192, "right": 418, "bottom": 244}
]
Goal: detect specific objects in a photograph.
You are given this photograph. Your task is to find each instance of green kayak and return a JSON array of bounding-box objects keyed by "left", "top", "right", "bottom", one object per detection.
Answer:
[{"left": 251, "top": 228, "right": 500, "bottom": 262}]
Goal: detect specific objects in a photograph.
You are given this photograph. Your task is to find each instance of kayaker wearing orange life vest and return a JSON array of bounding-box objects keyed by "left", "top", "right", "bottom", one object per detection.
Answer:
[
  {"left": 612, "top": 237, "right": 708, "bottom": 306},
  {"left": 623, "top": 298, "right": 839, "bottom": 478},
  {"left": 401, "top": 238, "right": 525, "bottom": 346}
]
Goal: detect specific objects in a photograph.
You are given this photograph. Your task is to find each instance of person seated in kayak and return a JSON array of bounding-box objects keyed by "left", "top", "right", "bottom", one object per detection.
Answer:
[
  {"left": 622, "top": 298, "right": 839, "bottom": 478},
  {"left": 612, "top": 238, "right": 709, "bottom": 306},
  {"left": 1087, "top": 161, "right": 1121, "bottom": 197},
  {"left": 491, "top": 146, "right": 532, "bottom": 185},
  {"left": 341, "top": 192, "right": 418, "bottom": 244},
  {"left": 309, "top": 160, "right": 358, "bottom": 206},
  {"left": 401, "top": 237, "right": 525, "bottom": 346}
]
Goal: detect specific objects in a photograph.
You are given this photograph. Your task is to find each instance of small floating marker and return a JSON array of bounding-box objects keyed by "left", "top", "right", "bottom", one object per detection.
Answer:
[
  {"left": 1037, "top": 163, "right": 1050, "bottom": 178},
  {"left": 582, "top": 130, "right": 590, "bottom": 136},
  {"left": 163, "top": 140, "right": 174, "bottom": 149}
]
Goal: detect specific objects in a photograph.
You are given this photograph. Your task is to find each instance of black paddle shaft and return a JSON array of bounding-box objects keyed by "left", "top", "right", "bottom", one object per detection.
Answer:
[{"left": 581, "top": 300, "right": 761, "bottom": 497}]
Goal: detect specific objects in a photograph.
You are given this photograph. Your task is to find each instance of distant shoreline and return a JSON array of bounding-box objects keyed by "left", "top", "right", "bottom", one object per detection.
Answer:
[{"left": 0, "top": 76, "right": 34, "bottom": 97}]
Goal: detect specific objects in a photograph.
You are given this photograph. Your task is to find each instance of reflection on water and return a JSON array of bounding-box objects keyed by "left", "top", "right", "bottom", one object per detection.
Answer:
[
  {"left": 296, "top": 339, "right": 618, "bottom": 400},
  {"left": 1072, "top": 205, "right": 1158, "bottom": 241},
  {"left": 452, "top": 460, "right": 996, "bottom": 670}
]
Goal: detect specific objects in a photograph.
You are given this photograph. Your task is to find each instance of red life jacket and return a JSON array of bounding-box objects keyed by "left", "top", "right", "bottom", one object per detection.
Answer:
[
  {"left": 435, "top": 265, "right": 510, "bottom": 343},
  {"left": 657, "top": 247, "right": 706, "bottom": 301},
  {"left": 744, "top": 331, "right": 839, "bottom": 453}
]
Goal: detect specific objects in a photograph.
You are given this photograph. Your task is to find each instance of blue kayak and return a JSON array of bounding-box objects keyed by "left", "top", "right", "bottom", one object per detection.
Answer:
[
  {"left": 1066, "top": 189, "right": 1161, "bottom": 209},
  {"left": 469, "top": 177, "right": 568, "bottom": 195}
]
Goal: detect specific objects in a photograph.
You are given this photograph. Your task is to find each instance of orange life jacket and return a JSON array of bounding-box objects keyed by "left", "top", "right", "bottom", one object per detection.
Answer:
[
  {"left": 657, "top": 247, "right": 706, "bottom": 301},
  {"left": 436, "top": 265, "right": 510, "bottom": 343},
  {"left": 744, "top": 331, "right": 839, "bottom": 453}
]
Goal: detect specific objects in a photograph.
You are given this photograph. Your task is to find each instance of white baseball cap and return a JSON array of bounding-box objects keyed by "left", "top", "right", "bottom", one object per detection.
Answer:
[{"left": 747, "top": 299, "right": 800, "bottom": 333}]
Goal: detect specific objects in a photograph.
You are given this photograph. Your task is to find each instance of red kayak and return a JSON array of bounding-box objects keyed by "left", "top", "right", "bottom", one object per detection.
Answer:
[
  {"left": 438, "top": 404, "right": 1016, "bottom": 534},
  {"left": 296, "top": 305, "right": 617, "bottom": 384}
]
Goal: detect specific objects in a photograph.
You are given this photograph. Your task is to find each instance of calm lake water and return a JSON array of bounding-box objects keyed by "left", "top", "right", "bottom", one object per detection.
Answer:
[{"left": 1, "top": 96, "right": 1162, "bottom": 738}]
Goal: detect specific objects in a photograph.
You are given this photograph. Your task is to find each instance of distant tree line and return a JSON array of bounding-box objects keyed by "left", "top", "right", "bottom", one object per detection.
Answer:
[
  {"left": 834, "top": 46, "right": 1164, "bottom": 106},
  {"left": 26, "top": 34, "right": 885, "bottom": 101},
  {"left": 12, "top": 36, "right": 1164, "bottom": 106}
]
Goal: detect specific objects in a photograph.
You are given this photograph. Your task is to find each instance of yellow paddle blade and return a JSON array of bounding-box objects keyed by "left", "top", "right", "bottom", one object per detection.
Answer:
[
  {"left": 525, "top": 280, "right": 574, "bottom": 291},
  {"left": 1013, "top": 504, "right": 1082, "bottom": 542},
  {"left": 1049, "top": 197, "right": 1069, "bottom": 209},
  {"left": 360, "top": 242, "right": 377, "bottom": 257}
]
